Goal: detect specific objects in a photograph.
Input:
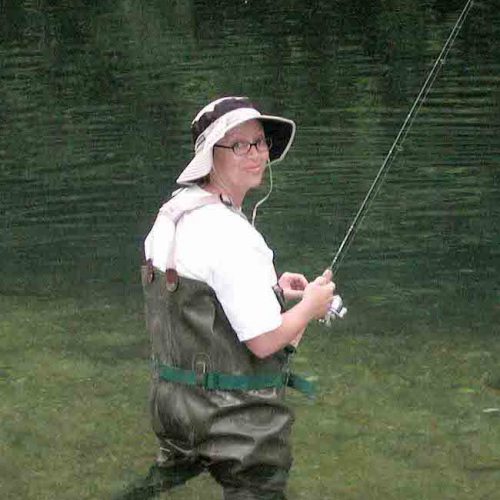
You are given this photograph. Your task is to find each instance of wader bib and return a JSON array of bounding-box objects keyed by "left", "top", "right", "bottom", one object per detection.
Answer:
[{"left": 140, "top": 264, "right": 293, "bottom": 499}]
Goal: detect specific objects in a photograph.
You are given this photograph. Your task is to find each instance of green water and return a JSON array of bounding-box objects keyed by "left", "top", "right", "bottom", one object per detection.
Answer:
[{"left": 1, "top": 0, "right": 498, "bottom": 335}]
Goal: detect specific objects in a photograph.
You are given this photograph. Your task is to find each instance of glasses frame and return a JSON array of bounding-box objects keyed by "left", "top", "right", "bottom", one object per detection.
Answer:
[{"left": 213, "top": 137, "right": 272, "bottom": 157}]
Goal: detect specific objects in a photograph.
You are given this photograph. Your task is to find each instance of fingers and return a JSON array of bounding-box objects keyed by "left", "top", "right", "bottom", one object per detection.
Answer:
[
  {"left": 314, "top": 271, "right": 336, "bottom": 292},
  {"left": 310, "top": 277, "right": 335, "bottom": 296},
  {"left": 300, "top": 269, "right": 341, "bottom": 321},
  {"left": 279, "top": 272, "right": 308, "bottom": 290},
  {"left": 302, "top": 277, "right": 337, "bottom": 320},
  {"left": 315, "top": 270, "right": 331, "bottom": 283},
  {"left": 313, "top": 275, "right": 327, "bottom": 285},
  {"left": 292, "top": 274, "right": 308, "bottom": 290}
]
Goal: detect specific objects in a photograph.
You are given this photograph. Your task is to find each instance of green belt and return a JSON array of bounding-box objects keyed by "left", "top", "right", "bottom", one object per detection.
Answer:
[{"left": 158, "top": 364, "right": 315, "bottom": 398}]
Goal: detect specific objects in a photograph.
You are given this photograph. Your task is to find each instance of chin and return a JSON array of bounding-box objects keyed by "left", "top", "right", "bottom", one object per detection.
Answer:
[{"left": 249, "top": 173, "right": 264, "bottom": 188}]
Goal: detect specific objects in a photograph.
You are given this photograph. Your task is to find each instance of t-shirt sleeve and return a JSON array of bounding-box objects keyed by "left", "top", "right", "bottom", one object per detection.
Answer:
[{"left": 209, "top": 231, "right": 283, "bottom": 342}]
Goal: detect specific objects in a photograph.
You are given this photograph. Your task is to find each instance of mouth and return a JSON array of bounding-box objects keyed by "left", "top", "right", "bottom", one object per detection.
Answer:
[{"left": 245, "top": 163, "right": 265, "bottom": 174}]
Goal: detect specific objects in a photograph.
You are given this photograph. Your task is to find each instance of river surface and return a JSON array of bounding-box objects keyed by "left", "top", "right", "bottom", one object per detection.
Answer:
[{"left": 1, "top": 0, "right": 499, "bottom": 335}]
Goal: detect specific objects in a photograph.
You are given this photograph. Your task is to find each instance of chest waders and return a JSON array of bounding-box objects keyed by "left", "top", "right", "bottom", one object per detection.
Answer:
[
  {"left": 114, "top": 267, "right": 313, "bottom": 500},
  {"left": 115, "top": 195, "right": 313, "bottom": 500}
]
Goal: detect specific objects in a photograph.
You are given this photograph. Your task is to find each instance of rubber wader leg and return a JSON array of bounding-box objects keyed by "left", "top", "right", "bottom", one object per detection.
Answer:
[
  {"left": 221, "top": 486, "right": 287, "bottom": 500},
  {"left": 209, "top": 463, "right": 289, "bottom": 500},
  {"left": 112, "top": 460, "right": 205, "bottom": 500}
]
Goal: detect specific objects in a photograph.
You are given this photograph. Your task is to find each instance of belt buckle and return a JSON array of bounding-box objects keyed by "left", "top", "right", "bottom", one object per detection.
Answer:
[{"left": 193, "top": 353, "right": 210, "bottom": 388}]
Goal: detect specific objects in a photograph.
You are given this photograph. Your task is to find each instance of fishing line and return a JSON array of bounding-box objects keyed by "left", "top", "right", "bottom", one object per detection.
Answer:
[{"left": 329, "top": 0, "right": 475, "bottom": 275}]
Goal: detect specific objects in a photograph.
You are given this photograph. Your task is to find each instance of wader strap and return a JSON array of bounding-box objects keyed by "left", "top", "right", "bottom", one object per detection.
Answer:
[
  {"left": 158, "top": 364, "right": 315, "bottom": 397},
  {"left": 286, "top": 373, "right": 315, "bottom": 396}
]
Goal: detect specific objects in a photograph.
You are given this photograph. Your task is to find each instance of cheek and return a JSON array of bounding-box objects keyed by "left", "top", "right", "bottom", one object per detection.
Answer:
[
  {"left": 213, "top": 151, "right": 234, "bottom": 173},
  {"left": 213, "top": 148, "right": 225, "bottom": 166}
]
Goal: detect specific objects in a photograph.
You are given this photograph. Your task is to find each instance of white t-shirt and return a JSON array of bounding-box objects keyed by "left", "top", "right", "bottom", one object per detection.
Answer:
[{"left": 144, "top": 190, "right": 283, "bottom": 342}]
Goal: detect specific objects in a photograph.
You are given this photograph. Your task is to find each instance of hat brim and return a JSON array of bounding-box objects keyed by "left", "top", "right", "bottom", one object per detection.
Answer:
[
  {"left": 259, "top": 115, "right": 296, "bottom": 164},
  {"left": 176, "top": 149, "right": 213, "bottom": 185},
  {"left": 176, "top": 112, "right": 296, "bottom": 185}
]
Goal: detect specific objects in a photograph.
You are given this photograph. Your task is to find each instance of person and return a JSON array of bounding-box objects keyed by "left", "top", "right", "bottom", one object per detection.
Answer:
[{"left": 120, "top": 97, "right": 336, "bottom": 499}]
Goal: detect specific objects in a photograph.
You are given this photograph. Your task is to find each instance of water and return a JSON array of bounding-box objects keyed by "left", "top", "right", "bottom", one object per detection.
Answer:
[{"left": 1, "top": 0, "right": 498, "bottom": 334}]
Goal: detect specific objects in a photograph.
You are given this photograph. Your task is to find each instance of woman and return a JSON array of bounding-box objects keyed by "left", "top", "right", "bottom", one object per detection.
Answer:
[{"left": 132, "top": 97, "right": 335, "bottom": 499}]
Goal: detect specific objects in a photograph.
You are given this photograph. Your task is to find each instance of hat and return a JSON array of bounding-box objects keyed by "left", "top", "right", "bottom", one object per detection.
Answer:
[{"left": 176, "top": 96, "right": 296, "bottom": 185}]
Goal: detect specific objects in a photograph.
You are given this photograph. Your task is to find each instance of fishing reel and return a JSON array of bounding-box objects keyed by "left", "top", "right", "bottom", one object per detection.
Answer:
[{"left": 321, "top": 295, "right": 348, "bottom": 327}]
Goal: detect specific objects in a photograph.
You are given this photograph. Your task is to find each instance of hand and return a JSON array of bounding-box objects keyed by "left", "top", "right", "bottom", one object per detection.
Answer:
[
  {"left": 278, "top": 272, "right": 309, "bottom": 301},
  {"left": 301, "top": 269, "right": 336, "bottom": 320}
]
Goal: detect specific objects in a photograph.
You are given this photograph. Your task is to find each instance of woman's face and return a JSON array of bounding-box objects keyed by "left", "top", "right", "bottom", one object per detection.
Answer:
[{"left": 212, "top": 119, "right": 269, "bottom": 200}]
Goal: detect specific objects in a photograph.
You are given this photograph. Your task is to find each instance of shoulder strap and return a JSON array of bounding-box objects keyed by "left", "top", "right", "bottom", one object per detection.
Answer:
[{"left": 145, "top": 187, "right": 221, "bottom": 271}]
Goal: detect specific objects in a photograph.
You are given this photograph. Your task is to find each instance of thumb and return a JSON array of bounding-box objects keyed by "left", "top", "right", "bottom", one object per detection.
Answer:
[
  {"left": 322, "top": 269, "right": 332, "bottom": 282},
  {"left": 313, "top": 275, "right": 327, "bottom": 286}
]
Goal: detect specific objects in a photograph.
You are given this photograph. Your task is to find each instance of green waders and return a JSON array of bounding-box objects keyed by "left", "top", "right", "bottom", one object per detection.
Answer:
[{"left": 115, "top": 263, "right": 307, "bottom": 499}]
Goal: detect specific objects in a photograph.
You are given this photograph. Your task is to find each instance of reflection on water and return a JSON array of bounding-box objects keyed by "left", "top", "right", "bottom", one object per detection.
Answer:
[{"left": 1, "top": 0, "right": 498, "bottom": 333}]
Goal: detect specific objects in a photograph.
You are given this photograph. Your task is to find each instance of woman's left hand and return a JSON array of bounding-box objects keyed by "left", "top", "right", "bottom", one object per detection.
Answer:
[{"left": 278, "top": 272, "right": 309, "bottom": 301}]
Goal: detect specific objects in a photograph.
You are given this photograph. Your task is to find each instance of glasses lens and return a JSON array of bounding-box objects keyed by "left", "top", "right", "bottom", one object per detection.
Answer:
[{"left": 232, "top": 142, "right": 250, "bottom": 156}]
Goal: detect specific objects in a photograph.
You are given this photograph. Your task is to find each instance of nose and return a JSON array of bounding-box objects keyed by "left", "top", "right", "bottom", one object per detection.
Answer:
[
  {"left": 248, "top": 143, "right": 260, "bottom": 154},
  {"left": 248, "top": 142, "right": 268, "bottom": 161},
  {"left": 246, "top": 144, "right": 260, "bottom": 160}
]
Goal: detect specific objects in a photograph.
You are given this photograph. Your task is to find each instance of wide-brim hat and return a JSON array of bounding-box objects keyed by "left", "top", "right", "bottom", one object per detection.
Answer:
[{"left": 176, "top": 96, "right": 296, "bottom": 185}]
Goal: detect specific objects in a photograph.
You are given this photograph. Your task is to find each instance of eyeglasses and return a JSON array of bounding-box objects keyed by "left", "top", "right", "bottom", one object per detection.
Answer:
[{"left": 213, "top": 137, "right": 272, "bottom": 157}]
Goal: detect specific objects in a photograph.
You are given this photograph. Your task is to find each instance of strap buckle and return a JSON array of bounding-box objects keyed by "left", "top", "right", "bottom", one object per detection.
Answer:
[{"left": 193, "top": 354, "right": 210, "bottom": 387}]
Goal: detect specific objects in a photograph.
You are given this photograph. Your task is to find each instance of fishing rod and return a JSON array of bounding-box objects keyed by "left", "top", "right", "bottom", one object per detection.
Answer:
[{"left": 325, "top": 0, "right": 475, "bottom": 323}]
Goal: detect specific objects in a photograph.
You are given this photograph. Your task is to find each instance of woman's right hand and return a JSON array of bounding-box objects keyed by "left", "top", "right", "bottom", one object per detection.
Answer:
[{"left": 301, "top": 269, "right": 335, "bottom": 320}]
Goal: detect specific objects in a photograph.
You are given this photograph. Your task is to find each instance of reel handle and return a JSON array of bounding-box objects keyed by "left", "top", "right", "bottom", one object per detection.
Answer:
[{"left": 320, "top": 295, "right": 347, "bottom": 327}]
